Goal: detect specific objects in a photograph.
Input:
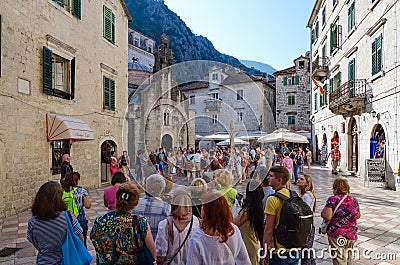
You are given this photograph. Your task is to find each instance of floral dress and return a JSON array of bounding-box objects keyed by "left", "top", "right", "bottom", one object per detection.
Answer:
[{"left": 90, "top": 211, "right": 148, "bottom": 265}]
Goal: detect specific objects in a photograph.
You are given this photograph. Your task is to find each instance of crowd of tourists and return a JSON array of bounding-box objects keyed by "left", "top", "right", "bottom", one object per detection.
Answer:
[{"left": 27, "top": 145, "right": 361, "bottom": 265}]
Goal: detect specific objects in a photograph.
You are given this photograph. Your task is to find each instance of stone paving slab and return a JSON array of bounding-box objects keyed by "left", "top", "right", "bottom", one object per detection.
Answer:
[{"left": 1, "top": 164, "right": 400, "bottom": 264}]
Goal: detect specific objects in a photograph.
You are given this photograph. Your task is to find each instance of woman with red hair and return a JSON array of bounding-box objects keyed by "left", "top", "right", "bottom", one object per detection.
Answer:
[{"left": 186, "top": 193, "right": 251, "bottom": 265}]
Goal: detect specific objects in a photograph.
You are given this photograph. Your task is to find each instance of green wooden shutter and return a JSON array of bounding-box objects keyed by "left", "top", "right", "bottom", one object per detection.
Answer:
[
  {"left": 316, "top": 21, "right": 319, "bottom": 38},
  {"left": 72, "top": 0, "right": 81, "bottom": 19},
  {"left": 103, "top": 76, "right": 110, "bottom": 109},
  {"left": 376, "top": 34, "right": 382, "bottom": 74},
  {"left": 311, "top": 29, "right": 315, "bottom": 44},
  {"left": 283, "top": 76, "right": 288, "bottom": 86},
  {"left": 371, "top": 38, "right": 377, "bottom": 75},
  {"left": 329, "top": 78, "right": 333, "bottom": 94},
  {"left": 43, "top": 46, "right": 53, "bottom": 95},
  {"left": 323, "top": 84, "right": 327, "bottom": 105},
  {"left": 70, "top": 58, "right": 75, "bottom": 100},
  {"left": 103, "top": 6, "right": 115, "bottom": 44},
  {"left": 110, "top": 78, "right": 115, "bottom": 110},
  {"left": 336, "top": 71, "right": 342, "bottom": 88},
  {"left": 314, "top": 92, "right": 318, "bottom": 111},
  {"left": 320, "top": 93, "right": 323, "bottom": 107},
  {"left": 295, "top": 75, "right": 300, "bottom": 85}
]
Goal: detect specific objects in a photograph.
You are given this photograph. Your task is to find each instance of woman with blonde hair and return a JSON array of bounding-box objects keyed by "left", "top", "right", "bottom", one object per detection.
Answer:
[
  {"left": 155, "top": 188, "right": 200, "bottom": 265},
  {"left": 90, "top": 182, "right": 156, "bottom": 264},
  {"left": 297, "top": 174, "right": 316, "bottom": 265},
  {"left": 190, "top": 178, "right": 207, "bottom": 218},
  {"left": 213, "top": 169, "right": 238, "bottom": 208},
  {"left": 321, "top": 177, "right": 361, "bottom": 265}
]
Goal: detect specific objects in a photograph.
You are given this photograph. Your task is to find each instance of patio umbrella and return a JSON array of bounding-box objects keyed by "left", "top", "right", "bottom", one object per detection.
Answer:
[
  {"left": 258, "top": 128, "right": 309, "bottom": 143},
  {"left": 202, "top": 133, "right": 230, "bottom": 140},
  {"left": 217, "top": 138, "right": 249, "bottom": 146}
]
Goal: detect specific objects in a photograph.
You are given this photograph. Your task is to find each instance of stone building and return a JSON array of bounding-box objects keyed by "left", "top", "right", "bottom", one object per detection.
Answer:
[
  {"left": 274, "top": 55, "right": 311, "bottom": 137},
  {"left": 128, "top": 28, "right": 155, "bottom": 96},
  {"left": 181, "top": 65, "right": 276, "bottom": 137},
  {"left": 0, "top": 0, "right": 131, "bottom": 217},
  {"left": 307, "top": 0, "right": 400, "bottom": 189},
  {"left": 128, "top": 34, "right": 195, "bottom": 158}
]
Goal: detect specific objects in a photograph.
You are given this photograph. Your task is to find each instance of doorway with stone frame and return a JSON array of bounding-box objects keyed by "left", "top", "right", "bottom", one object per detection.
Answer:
[{"left": 101, "top": 140, "right": 117, "bottom": 182}]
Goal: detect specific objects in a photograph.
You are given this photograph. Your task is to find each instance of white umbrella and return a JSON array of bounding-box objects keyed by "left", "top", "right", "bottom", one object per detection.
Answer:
[
  {"left": 217, "top": 138, "right": 249, "bottom": 146},
  {"left": 258, "top": 128, "right": 309, "bottom": 143},
  {"left": 195, "top": 134, "right": 204, "bottom": 140},
  {"left": 202, "top": 133, "right": 230, "bottom": 140}
]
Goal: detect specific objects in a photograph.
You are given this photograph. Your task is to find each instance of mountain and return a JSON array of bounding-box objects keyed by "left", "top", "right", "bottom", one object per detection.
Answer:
[
  {"left": 125, "top": 0, "right": 265, "bottom": 76},
  {"left": 240, "top": 60, "right": 277, "bottom": 76}
]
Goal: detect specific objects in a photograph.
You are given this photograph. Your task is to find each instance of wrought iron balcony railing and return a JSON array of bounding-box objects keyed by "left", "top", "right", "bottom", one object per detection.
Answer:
[
  {"left": 329, "top": 79, "right": 367, "bottom": 110},
  {"left": 204, "top": 99, "right": 222, "bottom": 111},
  {"left": 312, "top": 56, "right": 329, "bottom": 81}
]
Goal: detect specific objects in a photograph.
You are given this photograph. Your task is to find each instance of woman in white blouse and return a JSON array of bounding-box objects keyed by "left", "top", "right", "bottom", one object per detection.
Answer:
[
  {"left": 297, "top": 174, "right": 316, "bottom": 265},
  {"left": 155, "top": 188, "right": 200, "bottom": 265},
  {"left": 186, "top": 193, "right": 251, "bottom": 265}
]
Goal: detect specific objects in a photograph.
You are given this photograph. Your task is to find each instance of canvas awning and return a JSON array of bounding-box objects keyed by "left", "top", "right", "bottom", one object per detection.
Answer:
[{"left": 46, "top": 113, "right": 94, "bottom": 141}]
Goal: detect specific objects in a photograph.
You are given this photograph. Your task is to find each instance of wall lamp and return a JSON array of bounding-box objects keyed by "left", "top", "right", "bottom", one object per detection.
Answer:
[{"left": 321, "top": 125, "right": 326, "bottom": 131}]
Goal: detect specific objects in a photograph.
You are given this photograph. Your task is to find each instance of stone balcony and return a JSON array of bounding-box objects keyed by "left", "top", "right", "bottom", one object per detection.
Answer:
[
  {"left": 329, "top": 79, "right": 367, "bottom": 117},
  {"left": 204, "top": 99, "right": 222, "bottom": 112},
  {"left": 312, "top": 55, "right": 329, "bottom": 82}
]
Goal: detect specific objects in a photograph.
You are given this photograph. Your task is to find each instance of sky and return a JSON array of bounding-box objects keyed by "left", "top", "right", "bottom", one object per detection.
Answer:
[{"left": 163, "top": 0, "right": 315, "bottom": 70}]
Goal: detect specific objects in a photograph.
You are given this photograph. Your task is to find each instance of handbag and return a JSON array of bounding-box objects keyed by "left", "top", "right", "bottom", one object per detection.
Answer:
[
  {"left": 62, "top": 211, "right": 92, "bottom": 265},
  {"left": 319, "top": 194, "right": 348, "bottom": 234},
  {"left": 133, "top": 215, "right": 155, "bottom": 265}
]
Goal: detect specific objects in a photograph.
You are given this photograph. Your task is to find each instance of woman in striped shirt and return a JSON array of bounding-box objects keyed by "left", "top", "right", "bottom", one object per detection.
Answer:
[{"left": 27, "top": 181, "right": 83, "bottom": 265}]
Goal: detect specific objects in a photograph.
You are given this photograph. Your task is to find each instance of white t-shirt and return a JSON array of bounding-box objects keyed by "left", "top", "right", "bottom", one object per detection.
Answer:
[
  {"left": 155, "top": 216, "right": 200, "bottom": 265},
  {"left": 186, "top": 224, "right": 251, "bottom": 265},
  {"left": 301, "top": 191, "right": 315, "bottom": 211}
]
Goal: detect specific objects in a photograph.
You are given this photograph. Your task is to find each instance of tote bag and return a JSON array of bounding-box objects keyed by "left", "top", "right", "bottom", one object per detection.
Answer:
[
  {"left": 62, "top": 211, "right": 93, "bottom": 265},
  {"left": 133, "top": 215, "right": 155, "bottom": 265}
]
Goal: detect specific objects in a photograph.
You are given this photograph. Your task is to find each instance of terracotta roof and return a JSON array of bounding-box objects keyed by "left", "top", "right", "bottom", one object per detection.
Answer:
[
  {"left": 179, "top": 81, "right": 209, "bottom": 91},
  {"left": 273, "top": 66, "right": 296, "bottom": 76}
]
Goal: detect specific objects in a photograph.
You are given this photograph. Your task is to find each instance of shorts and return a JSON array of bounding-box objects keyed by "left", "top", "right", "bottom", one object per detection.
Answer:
[{"left": 159, "top": 163, "right": 165, "bottom": 172}]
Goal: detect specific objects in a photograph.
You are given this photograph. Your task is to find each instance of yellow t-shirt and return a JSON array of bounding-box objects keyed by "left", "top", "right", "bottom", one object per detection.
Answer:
[{"left": 264, "top": 188, "right": 301, "bottom": 253}]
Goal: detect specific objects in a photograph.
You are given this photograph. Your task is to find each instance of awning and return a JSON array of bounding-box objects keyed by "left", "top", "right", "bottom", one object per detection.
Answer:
[{"left": 46, "top": 113, "right": 94, "bottom": 141}]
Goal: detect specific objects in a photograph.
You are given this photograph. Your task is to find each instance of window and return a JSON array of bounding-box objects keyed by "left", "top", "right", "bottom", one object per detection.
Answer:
[
  {"left": 237, "top": 112, "right": 243, "bottom": 121},
  {"left": 52, "top": 0, "right": 81, "bottom": 19},
  {"left": 322, "top": 45, "right": 327, "bottom": 65},
  {"left": 322, "top": 6, "right": 326, "bottom": 25},
  {"left": 348, "top": 2, "right": 355, "bottom": 32},
  {"left": 330, "top": 20, "right": 342, "bottom": 53},
  {"left": 295, "top": 75, "right": 300, "bottom": 85},
  {"left": 371, "top": 34, "right": 382, "bottom": 76},
  {"left": 329, "top": 78, "right": 333, "bottom": 93},
  {"left": 283, "top": 76, "right": 287, "bottom": 86},
  {"left": 288, "top": 95, "right": 296, "bottom": 106},
  {"left": 334, "top": 71, "right": 342, "bottom": 90},
  {"left": 299, "top": 61, "right": 305, "bottom": 69},
  {"left": 237, "top": 89, "right": 243, "bottom": 100},
  {"left": 211, "top": 114, "right": 218, "bottom": 124},
  {"left": 333, "top": 0, "right": 338, "bottom": 6},
  {"left": 315, "top": 21, "right": 319, "bottom": 39},
  {"left": 163, "top": 110, "right": 170, "bottom": 126},
  {"left": 103, "top": 76, "right": 115, "bottom": 110},
  {"left": 103, "top": 5, "right": 115, "bottom": 44},
  {"left": 189, "top": 95, "right": 195, "bottom": 105},
  {"left": 51, "top": 140, "right": 70, "bottom": 174},
  {"left": 288, "top": 115, "right": 296, "bottom": 126},
  {"left": 212, "top": 73, "right": 218, "bottom": 80},
  {"left": 211, "top": 93, "right": 219, "bottom": 100},
  {"left": 323, "top": 84, "right": 328, "bottom": 105},
  {"left": 311, "top": 29, "right": 315, "bottom": 44},
  {"left": 42, "top": 47, "right": 75, "bottom": 100},
  {"left": 348, "top": 58, "right": 355, "bottom": 95}
]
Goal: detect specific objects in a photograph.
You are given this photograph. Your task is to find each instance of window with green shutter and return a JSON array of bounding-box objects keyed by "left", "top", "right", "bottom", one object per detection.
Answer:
[
  {"left": 288, "top": 95, "right": 295, "bottom": 106},
  {"left": 323, "top": 84, "right": 328, "bottom": 105},
  {"left": 330, "top": 21, "right": 339, "bottom": 54},
  {"left": 314, "top": 92, "right": 318, "bottom": 111},
  {"left": 295, "top": 75, "right": 300, "bottom": 85},
  {"left": 348, "top": 2, "right": 355, "bottom": 32},
  {"left": 311, "top": 29, "right": 315, "bottom": 44},
  {"left": 371, "top": 34, "right": 382, "bottom": 76},
  {"left": 52, "top": 0, "right": 81, "bottom": 19},
  {"left": 322, "top": 6, "right": 326, "bottom": 25},
  {"left": 288, "top": 115, "right": 295, "bottom": 126},
  {"left": 319, "top": 93, "right": 323, "bottom": 107},
  {"left": 103, "top": 76, "right": 115, "bottom": 110},
  {"left": 335, "top": 72, "right": 342, "bottom": 89},
  {"left": 348, "top": 59, "right": 355, "bottom": 96},
  {"left": 103, "top": 6, "right": 115, "bottom": 44},
  {"left": 315, "top": 21, "right": 319, "bottom": 38},
  {"left": 329, "top": 78, "right": 333, "bottom": 94},
  {"left": 283, "top": 76, "right": 288, "bottom": 86},
  {"left": 42, "top": 46, "right": 75, "bottom": 100}
]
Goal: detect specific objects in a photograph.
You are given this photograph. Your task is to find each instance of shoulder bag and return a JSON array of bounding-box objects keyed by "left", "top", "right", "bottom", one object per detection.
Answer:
[
  {"left": 62, "top": 211, "right": 93, "bottom": 265},
  {"left": 319, "top": 194, "right": 348, "bottom": 234},
  {"left": 166, "top": 216, "right": 194, "bottom": 265},
  {"left": 133, "top": 215, "right": 155, "bottom": 265}
]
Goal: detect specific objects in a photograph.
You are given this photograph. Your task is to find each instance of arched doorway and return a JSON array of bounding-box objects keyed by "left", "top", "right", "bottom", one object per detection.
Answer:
[
  {"left": 101, "top": 140, "right": 116, "bottom": 182},
  {"left": 371, "top": 124, "right": 386, "bottom": 159},
  {"left": 323, "top": 133, "right": 327, "bottom": 145},
  {"left": 161, "top": 134, "right": 173, "bottom": 154},
  {"left": 349, "top": 119, "right": 358, "bottom": 172}
]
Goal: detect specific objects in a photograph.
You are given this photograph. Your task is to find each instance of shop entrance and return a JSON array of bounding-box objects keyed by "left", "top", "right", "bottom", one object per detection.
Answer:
[{"left": 101, "top": 140, "right": 116, "bottom": 182}]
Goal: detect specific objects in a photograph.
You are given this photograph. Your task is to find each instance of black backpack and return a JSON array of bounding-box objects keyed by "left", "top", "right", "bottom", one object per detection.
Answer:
[{"left": 272, "top": 190, "right": 313, "bottom": 249}]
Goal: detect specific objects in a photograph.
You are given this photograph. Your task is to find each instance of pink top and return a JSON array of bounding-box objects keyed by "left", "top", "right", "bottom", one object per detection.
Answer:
[
  {"left": 104, "top": 185, "right": 119, "bottom": 211},
  {"left": 282, "top": 157, "right": 293, "bottom": 170}
]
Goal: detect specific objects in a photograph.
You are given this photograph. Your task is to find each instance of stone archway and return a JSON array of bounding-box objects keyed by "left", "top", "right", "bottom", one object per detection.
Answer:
[
  {"left": 371, "top": 124, "right": 386, "bottom": 159},
  {"left": 323, "top": 133, "right": 327, "bottom": 145},
  {"left": 101, "top": 140, "right": 117, "bottom": 182},
  {"left": 161, "top": 134, "right": 173, "bottom": 154}
]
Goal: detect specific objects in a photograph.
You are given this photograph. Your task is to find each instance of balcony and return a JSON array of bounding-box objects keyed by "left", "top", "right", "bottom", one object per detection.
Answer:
[
  {"left": 329, "top": 79, "right": 367, "bottom": 117},
  {"left": 312, "top": 56, "right": 329, "bottom": 82},
  {"left": 204, "top": 99, "right": 222, "bottom": 111}
]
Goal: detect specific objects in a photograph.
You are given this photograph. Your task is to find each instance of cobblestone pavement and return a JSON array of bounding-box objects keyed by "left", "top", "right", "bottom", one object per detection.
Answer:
[{"left": 1, "top": 164, "right": 400, "bottom": 264}]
